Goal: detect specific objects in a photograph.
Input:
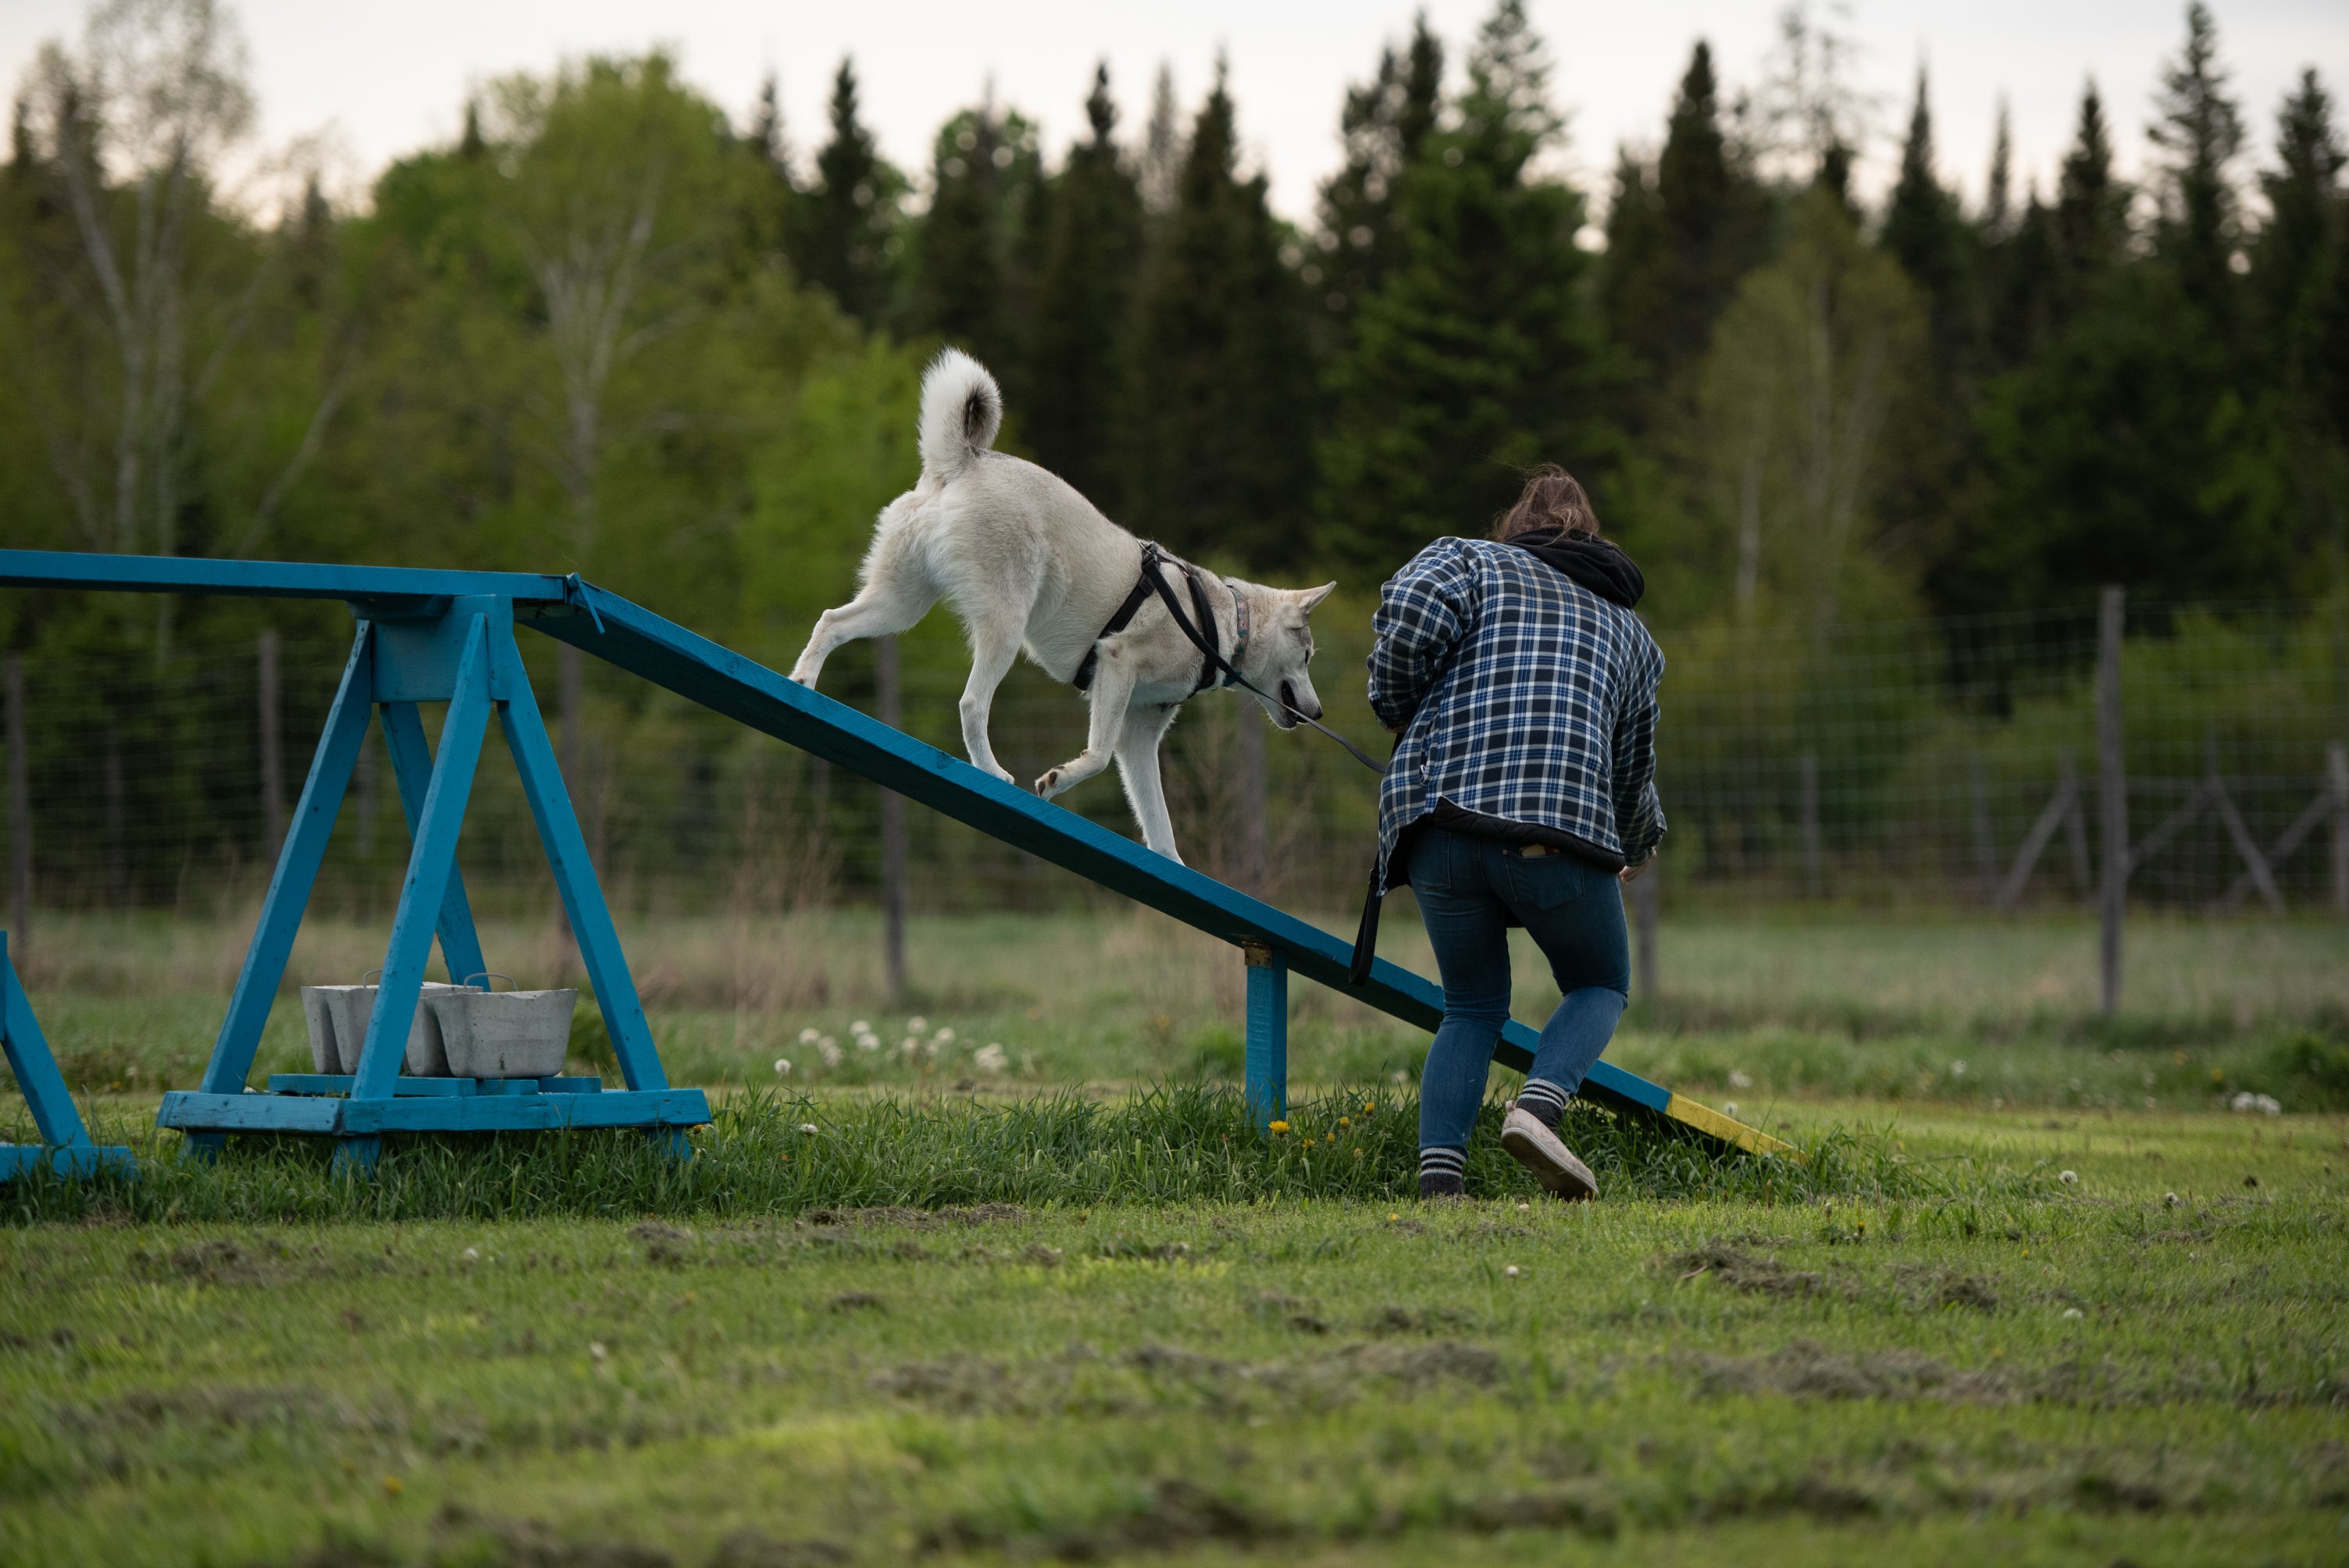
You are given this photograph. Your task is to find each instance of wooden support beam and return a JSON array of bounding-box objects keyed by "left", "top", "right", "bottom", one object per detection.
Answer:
[
  {"left": 1994, "top": 771, "right": 2077, "bottom": 911},
  {"left": 877, "top": 634, "right": 908, "bottom": 1004},
  {"left": 4, "top": 656, "right": 27, "bottom": 948},
  {"left": 2096, "top": 586, "right": 2126, "bottom": 1017},
  {"left": 1242, "top": 940, "right": 1287, "bottom": 1133}
]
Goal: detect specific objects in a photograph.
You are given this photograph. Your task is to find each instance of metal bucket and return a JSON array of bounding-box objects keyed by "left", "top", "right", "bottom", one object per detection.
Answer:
[
  {"left": 427, "top": 985, "right": 578, "bottom": 1080},
  {"left": 301, "top": 982, "right": 458, "bottom": 1075}
]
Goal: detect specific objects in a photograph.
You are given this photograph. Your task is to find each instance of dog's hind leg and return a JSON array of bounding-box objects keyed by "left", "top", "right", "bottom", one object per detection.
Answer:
[
  {"left": 1035, "top": 651, "right": 1136, "bottom": 805},
  {"left": 789, "top": 524, "right": 938, "bottom": 689},
  {"left": 955, "top": 606, "right": 1025, "bottom": 786},
  {"left": 1112, "top": 703, "right": 1184, "bottom": 862}
]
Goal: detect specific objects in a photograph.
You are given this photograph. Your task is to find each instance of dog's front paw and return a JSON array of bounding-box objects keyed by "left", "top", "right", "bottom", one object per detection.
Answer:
[{"left": 1034, "top": 768, "right": 1066, "bottom": 799}]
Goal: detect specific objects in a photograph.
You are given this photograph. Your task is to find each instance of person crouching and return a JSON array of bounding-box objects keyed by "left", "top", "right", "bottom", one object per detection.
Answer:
[{"left": 1366, "top": 465, "right": 1665, "bottom": 1201}]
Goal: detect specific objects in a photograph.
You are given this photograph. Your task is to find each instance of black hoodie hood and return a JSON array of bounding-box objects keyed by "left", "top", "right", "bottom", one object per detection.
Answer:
[{"left": 1502, "top": 527, "right": 1645, "bottom": 609}]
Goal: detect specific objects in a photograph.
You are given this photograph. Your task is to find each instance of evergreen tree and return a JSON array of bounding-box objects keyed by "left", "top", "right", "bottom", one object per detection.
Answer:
[
  {"left": 910, "top": 102, "right": 1013, "bottom": 362},
  {"left": 1596, "top": 147, "right": 1667, "bottom": 389},
  {"left": 2053, "top": 82, "right": 2128, "bottom": 308},
  {"left": 1027, "top": 66, "right": 1144, "bottom": 503},
  {"left": 2254, "top": 71, "right": 2344, "bottom": 395},
  {"left": 1315, "top": 0, "right": 1602, "bottom": 583},
  {"left": 2251, "top": 71, "right": 2347, "bottom": 559},
  {"left": 2148, "top": 1, "right": 2247, "bottom": 323},
  {"left": 1879, "top": 66, "right": 1969, "bottom": 365},
  {"left": 1654, "top": 42, "right": 1768, "bottom": 383},
  {"left": 1984, "top": 99, "right": 2013, "bottom": 239},
  {"left": 1316, "top": 16, "right": 1443, "bottom": 335},
  {"left": 1127, "top": 64, "right": 1316, "bottom": 568},
  {"left": 788, "top": 59, "right": 901, "bottom": 323}
]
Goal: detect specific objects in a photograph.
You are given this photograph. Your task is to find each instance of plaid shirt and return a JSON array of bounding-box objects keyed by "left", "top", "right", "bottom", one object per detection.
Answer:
[{"left": 1367, "top": 537, "right": 1666, "bottom": 891}]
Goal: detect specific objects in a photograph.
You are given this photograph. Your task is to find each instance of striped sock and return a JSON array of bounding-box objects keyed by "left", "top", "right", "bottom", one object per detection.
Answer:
[
  {"left": 1515, "top": 1078, "right": 1570, "bottom": 1128},
  {"left": 1418, "top": 1146, "right": 1467, "bottom": 1196}
]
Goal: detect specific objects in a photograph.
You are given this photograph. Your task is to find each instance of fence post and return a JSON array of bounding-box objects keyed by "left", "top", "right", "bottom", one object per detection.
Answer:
[
  {"left": 105, "top": 727, "right": 127, "bottom": 907},
  {"left": 5, "top": 656, "right": 28, "bottom": 946},
  {"left": 2097, "top": 586, "right": 2126, "bottom": 1016},
  {"left": 2330, "top": 741, "right": 2348, "bottom": 919},
  {"left": 258, "top": 630, "right": 285, "bottom": 866},
  {"left": 1969, "top": 753, "right": 1996, "bottom": 901},
  {"left": 1236, "top": 700, "right": 1267, "bottom": 896},
  {"left": 1631, "top": 868, "right": 1659, "bottom": 1003},
  {"left": 1798, "top": 751, "right": 1823, "bottom": 896},
  {"left": 877, "top": 633, "right": 908, "bottom": 1003}
]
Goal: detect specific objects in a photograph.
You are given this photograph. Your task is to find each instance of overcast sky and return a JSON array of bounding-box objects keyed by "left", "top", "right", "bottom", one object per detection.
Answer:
[{"left": 3, "top": 1, "right": 2343, "bottom": 225}]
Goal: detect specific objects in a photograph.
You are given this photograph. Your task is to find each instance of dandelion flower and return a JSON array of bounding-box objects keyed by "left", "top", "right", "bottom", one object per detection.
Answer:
[
  {"left": 907, "top": 1015, "right": 928, "bottom": 1033},
  {"left": 383, "top": 1475, "right": 404, "bottom": 1497},
  {"left": 798, "top": 1028, "right": 820, "bottom": 1045},
  {"left": 462, "top": 1246, "right": 479, "bottom": 1261},
  {"left": 2062, "top": 1307, "right": 2083, "bottom": 1320},
  {"left": 1723, "top": 1102, "right": 1740, "bottom": 1118},
  {"left": 2059, "top": 1170, "right": 2078, "bottom": 1185},
  {"left": 855, "top": 1033, "right": 879, "bottom": 1053},
  {"left": 1388, "top": 1213, "right": 1400, "bottom": 1221},
  {"left": 1503, "top": 1266, "right": 1522, "bottom": 1279},
  {"left": 1362, "top": 1103, "right": 1375, "bottom": 1113},
  {"left": 773, "top": 1058, "right": 791, "bottom": 1077},
  {"left": 973, "top": 1043, "right": 1008, "bottom": 1074},
  {"left": 850, "top": 1020, "right": 869, "bottom": 1035},
  {"left": 798, "top": 1123, "right": 819, "bottom": 1135},
  {"left": 1338, "top": 1117, "right": 1351, "bottom": 1128},
  {"left": 1729, "top": 1070, "right": 1753, "bottom": 1089},
  {"left": 1950, "top": 1060, "right": 1967, "bottom": 1076},
  {"left": 590, "top": 1341, "right": 608, "bottom": 1360},
  {"left": 935, "top": 1028, "right": 955, "bottom": 1044},
  {"left": 1268, "top": 1120, "right": 1289, "bottom": 1135}
]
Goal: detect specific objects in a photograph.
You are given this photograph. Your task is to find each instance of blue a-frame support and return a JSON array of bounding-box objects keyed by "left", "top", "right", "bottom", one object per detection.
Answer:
[
  {"left": 0, "top": 547, "right": 1790, "bottom": 1166},
  {"left": 155, "top": 592, "right": 706, "bottom": 1172},
  {"left": 1, "top": 932, "right": 136, "bottom": 1180}
]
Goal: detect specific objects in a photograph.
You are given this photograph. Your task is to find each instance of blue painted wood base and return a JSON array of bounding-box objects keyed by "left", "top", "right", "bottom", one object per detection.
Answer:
[
  {"left": 0, "top": 1143, "right": 136, "bottom": 1179},
  {"left": 266, "top": 1073, "right": 604, "bottom": 1097},
  {"left": 156, "top": 1088, "right": 709, "bottom": 1136},
  {"left": 1242, "top": 945, "right": 1288, "bottom": 1134}
]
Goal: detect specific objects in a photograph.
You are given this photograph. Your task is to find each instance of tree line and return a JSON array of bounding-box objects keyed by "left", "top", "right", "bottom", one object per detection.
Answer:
[{"left": 2, "top": 0, "right": 2345, "bottom": 682}]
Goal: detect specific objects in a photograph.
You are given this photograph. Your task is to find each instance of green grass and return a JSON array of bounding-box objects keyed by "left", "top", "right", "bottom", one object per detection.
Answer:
[
  {"left": 14, "top": 907, "right": 2349, "bottom": 1115},
  {"left": 2, "top": 1101, "right": 2344, "bottom": 1566}
]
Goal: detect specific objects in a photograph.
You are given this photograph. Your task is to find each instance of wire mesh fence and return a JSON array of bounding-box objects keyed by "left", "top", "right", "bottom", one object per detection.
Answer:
[{"left": 2, "top": 593, "right": 2345, "bottom": 926}]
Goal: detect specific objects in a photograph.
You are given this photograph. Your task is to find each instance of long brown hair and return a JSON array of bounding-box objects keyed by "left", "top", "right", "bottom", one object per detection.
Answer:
[{"left": 1492, "top": 464, "right": 1599, "bottom": 541}]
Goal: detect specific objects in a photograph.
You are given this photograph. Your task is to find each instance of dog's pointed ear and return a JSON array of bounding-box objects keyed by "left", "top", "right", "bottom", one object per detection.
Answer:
[{"left": 1295, "top": 582, "right": 1338, "bottom": 613}]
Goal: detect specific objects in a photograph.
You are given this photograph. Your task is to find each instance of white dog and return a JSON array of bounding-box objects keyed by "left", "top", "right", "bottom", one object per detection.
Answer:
[{"left": 790, "top": 349, "right": 1334, "bottom": 864}]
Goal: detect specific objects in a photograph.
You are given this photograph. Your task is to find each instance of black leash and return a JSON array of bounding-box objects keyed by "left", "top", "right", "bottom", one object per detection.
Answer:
[{"left": 1132, "top": 547, "right": 1390, "bottom": 777}]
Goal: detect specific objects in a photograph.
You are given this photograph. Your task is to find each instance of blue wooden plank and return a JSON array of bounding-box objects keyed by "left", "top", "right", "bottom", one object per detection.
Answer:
[
  {"left": 376, "top": 703, "right": 490, "bottom": 988},
  {"left": 159, "top": 1092, "right": 343, "bottom": 1134},
  {"left": 1242, "top": 951, "right": 1287, "bottom": 1133},
  {"left": 264, "top": 1073, "right": 600, "bottom": 1096},
  {"left": 494, "top": 624, "right": 667, "bottom": 1094},
  {"left": 4, "top": 932, "right": 94, "bottom": 1149},
  {"left": 351, "top": 614, "right": 493, "bottom": 1102},
  {"left": 0, "top": 547, "right": 569, "bottom": 605},
  {"left": 340, "top": 1089, "right": 707, "bottom": 1133},
  {"left": 199, "top": 627, "right": 376, "bottom": 1096},
  {"left": 0, "top": 1144, "right": 135, "bottom": 1179}
]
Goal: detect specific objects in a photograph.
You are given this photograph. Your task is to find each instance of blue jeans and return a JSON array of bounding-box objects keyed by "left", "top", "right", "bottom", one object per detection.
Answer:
[{"left": 1409, "top": 827, "right": 1631, "bottom": 1153}]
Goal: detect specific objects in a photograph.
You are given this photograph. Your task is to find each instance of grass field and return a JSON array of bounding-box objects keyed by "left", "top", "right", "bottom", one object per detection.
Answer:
[{"left": 5, "top": 910, "right": 2347, "bottom": 1565}]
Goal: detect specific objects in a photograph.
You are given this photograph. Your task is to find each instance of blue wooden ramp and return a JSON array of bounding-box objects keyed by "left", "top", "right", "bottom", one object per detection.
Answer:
[
  {"left": 2, "top": 932, "right": 136, "bottom": 1180},
  {"left": 0, "top": 549, "right": 1788, "bottom": 1162}
]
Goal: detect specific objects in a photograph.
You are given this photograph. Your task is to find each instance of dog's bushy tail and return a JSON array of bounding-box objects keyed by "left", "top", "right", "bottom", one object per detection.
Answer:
[{"left": 917, "top": 348, "right": 1003, "bottom": 481}]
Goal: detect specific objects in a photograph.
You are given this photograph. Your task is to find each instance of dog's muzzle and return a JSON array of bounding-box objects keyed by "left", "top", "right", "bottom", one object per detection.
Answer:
[{"left": 1275, "top": 681, "right": 1319, "bottom": 729}]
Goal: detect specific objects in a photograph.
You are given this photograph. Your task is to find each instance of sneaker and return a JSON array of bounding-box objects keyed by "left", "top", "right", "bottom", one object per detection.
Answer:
[{"left": 1499, "top": 1106, "right": 1597, "bottom": 1201}]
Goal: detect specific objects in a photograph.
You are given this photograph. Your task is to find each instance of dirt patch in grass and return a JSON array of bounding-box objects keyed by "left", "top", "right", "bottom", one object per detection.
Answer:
[
  {"left": 800, "top": 1203, "right": 1027, "bottom": 1231},
  {"left": 1691, "top": 1340, "right": 2015, "bottom": 1403},
  {"left": 1365, "top": 1304, "right": 1475, "bottom": 1336},
  {"left": 922, "top": 1477, "right": 1281, "bottom": 1559},
  {"left": 1666, "top": 1242, "right": 1837, "bottom": 1299},
  {"left": 1894, "top": 1264, "right": 2001, "bottom": 1313}
]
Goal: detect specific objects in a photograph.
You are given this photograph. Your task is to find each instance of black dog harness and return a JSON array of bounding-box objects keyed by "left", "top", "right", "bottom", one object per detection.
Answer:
[{"left": 1072, "top": 543, "right": 1244, "bottom": 697}]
